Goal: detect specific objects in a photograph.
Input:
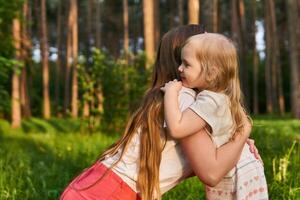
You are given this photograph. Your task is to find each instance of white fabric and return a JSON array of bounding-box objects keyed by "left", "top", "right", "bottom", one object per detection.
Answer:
[
  {"left": 189, "top": 90, "right": 234, "bottom": 148},
  {"left": 102, "top": 87, "right": 196, "bottom": 194},
  {"left": 189, "top": 90, "right": 268, "bottom": 199}
]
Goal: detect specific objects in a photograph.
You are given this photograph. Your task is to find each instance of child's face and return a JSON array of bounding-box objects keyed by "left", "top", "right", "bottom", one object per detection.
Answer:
[{"left": 178, "top": 40, "right": 205, "bottom": 90}]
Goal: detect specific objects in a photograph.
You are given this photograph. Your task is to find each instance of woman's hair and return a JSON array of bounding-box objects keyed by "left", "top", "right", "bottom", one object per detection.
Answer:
[
  {"left": 99, "top": 25, "right": 205, "bottom": 200},
  {"left": 184, "top": 33, "right": 246, "bottom": 137}
]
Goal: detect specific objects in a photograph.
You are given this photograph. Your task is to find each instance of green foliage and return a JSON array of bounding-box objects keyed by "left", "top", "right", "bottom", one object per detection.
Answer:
[
  {"left": 0, "top": 0, "right": 23, "bottom": 57},
  {"left": 0, "top": 118, "right": 299, "bottom": 199},
  {"left": 0, "top": 57, "right": 20, "bottom": 118},
  {"left": 78, "top": 49, "right": 150, "bottom": 133},
  {"left": 0, "top": 0, "right": 24, "bottom": 118}
]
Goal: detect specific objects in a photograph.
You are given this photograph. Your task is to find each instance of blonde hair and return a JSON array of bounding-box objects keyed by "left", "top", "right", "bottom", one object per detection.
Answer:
[{"left": 184, "top": 33, "right": 247, "bottom": 136}]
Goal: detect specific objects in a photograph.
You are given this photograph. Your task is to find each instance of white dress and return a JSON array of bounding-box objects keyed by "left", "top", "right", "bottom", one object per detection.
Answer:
[{"left": 188, "top": 90, "right": 268, "bottom": 200}]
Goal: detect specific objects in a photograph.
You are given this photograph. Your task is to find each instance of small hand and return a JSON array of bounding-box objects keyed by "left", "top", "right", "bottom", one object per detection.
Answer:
[
  {"left": 246, "top": 138, "right": 263, "bottom": 164},
  {"left": 160, "top": 79, "right": 182, "bottom": 93}
]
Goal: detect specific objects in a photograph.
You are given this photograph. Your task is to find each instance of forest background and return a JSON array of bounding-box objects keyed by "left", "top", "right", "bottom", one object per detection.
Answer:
[{"left": 0, "top": 0, "right": 299, "bottom": 199}]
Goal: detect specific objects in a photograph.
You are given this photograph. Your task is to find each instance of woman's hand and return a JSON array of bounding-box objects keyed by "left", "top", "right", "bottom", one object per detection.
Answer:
[
  {"left": 247, "top": 138, "right": 263, "bottom": 164},
  {"left": 160, "top": 79, "right": 182, "bottom": 93},
  {"left": 241, "top": 113, "right": 252, "bottom": 138}
]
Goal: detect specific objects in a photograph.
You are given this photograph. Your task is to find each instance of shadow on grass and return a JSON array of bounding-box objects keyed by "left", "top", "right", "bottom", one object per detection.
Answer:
[
  {"left": 47, "top": 118, "right": 81, "bottom": 134},
  {"left": 20, "top": 118, "right": 83, "bottom": 134},
  {"left": 22, "top": 118, "right": 48, "bottom": 133}
]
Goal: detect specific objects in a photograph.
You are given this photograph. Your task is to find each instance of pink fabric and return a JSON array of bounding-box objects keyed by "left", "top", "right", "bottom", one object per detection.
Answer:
[{"left": 60, "top": 161, "right": 140, "bottom": 200}]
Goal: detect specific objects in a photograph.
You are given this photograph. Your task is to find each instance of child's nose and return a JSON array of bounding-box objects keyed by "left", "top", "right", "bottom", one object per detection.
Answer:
[{"left": 178, "top": 64, "right": 183, "bottom": 72}]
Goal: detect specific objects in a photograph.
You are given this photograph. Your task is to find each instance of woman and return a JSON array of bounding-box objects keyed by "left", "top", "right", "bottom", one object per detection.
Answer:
[{"left": 60, "top": 25, "right": 259, "bottom": 200}]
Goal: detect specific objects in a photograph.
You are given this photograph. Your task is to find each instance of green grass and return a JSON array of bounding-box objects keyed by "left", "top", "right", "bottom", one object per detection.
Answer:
[{"left": 0, "top": 118, "right": 299, "bottom": 200}]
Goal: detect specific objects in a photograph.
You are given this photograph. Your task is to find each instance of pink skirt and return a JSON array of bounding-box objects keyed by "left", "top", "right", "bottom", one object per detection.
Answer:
[{"left": 60, "top": 161, "right": 140, "bottom": 200}]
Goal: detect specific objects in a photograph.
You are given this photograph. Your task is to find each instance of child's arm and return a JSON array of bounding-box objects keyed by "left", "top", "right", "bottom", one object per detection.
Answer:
[
  {"left": 180, "top": 113, "right": 252, "bottom": 187},
  {"left": 163, "top": 80, "right": 207, "bottom": 139}
]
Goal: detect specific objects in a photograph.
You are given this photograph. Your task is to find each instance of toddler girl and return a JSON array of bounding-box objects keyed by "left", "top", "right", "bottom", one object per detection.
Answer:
[{"left": 162, "top": 33, "right": 268, "bottom": 200}]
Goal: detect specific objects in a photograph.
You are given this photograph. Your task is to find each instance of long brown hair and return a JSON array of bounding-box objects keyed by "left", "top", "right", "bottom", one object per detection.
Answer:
[{"left": 99, "top": 25, "right": 205, "bottom": 200}]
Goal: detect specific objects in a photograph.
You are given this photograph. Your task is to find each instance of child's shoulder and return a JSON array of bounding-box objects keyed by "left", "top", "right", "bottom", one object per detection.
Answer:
[
  {"left": 179, "top": 86, "right": 196, "bottom": 98},
  {"left": 196, "top": 90, "right": 229, "bottom": 105}
]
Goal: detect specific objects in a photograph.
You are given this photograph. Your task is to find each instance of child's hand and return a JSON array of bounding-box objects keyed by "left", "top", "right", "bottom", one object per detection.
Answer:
[{"left": 160, "top": 79, "right": 182, "bottom": 93}]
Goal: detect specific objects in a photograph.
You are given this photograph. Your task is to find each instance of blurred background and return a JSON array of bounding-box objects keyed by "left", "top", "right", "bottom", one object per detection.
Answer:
[{"left": 0, "top": 0, "right": 299, "bottom": 199}]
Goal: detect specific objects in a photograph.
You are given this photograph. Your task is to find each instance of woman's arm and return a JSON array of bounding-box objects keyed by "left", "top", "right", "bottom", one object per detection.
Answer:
[{"left": 180, "top": 115, "right": 252, "bottom": 187}]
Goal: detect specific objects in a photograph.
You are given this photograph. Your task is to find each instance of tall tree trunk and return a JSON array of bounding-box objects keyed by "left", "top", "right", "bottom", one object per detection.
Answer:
[
  {"left": 87, "top": 0, "right": 93, "bottom": 53},
  {"left": 55, "top": 0, "right": 62, "bottom": 116},
  {"left": 265, "top": 0, "right": 284, "bottom": 114},
  {"left": 12, "top": 18, "right": 22, "bottom": 128},
  {"left": 286, "top": 0, "right": 300, "bottom": 118},
  {"left": 202, "top": 0, "right": 218, "bottom": 32},
  {"left": 269, "top": 0, "right": 279, "bottom": 114},
  {"left": 178, "top": 0, "right": 184, "bottom": 25},
  {"left": 20, "top": 0, "right": 31, "bottom": 118},
  {"left": 231, "top": 0, "right": 249, "bottom": 108},
  {"left": 264, "top": 1, "right": 273, "bottom": 113},
  {"left": 95, "top": 1, "right": 103, "bottom": 116},
  {"left": 252, "top": 0, "right": 259, "bottom": 114},
  {"left": 71, "top": 0, "right": 78, "bottom": 118},
  {"left": 64, "top": 2, "right": 73, "bottom": 115},
  {"left": 154, "top": 0, "right": 160, "bottom": 50},
  {"left": 83, "top": 0, "right": 96, "bottom": 118},
  {"left": 41, "top": 0, "right": 51, "bottom": 119},
  {"left": 188, "top": 0, "right": 199, "bottom": 24},
  {"left": 143, "top": 0, "right": 155, "bottom": 67},
  {"left": 123, "top": 0, "right": 129, "bottom": 54},
  {"left": 273, "top": 6, "right": 285, "bottom": 115},
  {"left": 212, "top": 0, "right": 219, "bottom": 32},
  {"left": 95, "top": 0, "right": 101, "bottom": 49}
]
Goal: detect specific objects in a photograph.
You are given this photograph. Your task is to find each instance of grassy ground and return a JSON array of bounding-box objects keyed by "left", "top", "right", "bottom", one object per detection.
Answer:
[{"left": 0, "top": 117, "right": 299, "bottom": 200}]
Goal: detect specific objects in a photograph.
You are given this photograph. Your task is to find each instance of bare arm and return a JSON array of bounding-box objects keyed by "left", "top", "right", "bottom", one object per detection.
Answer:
[
  {"left": 163, "top": 81, "right": 207, "bottom": 139},
  {"left": 180, "top": 115, "right": 252, "bottom": 187}
]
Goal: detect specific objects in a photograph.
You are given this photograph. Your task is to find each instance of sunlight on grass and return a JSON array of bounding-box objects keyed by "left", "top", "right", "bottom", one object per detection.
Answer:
[{"left": 0, "top": 118, "right": 299, "bottom": 199}]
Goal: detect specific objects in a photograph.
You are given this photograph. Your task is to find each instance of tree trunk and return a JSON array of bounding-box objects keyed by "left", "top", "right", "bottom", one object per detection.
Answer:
[
  {"left": 83, "top": 101, "right": 90, "bottom": 118},
  {"left": 154, "top": 0, "right": 160, "bottom": 50},
  {"left": 143, "top": 0, "right": 155, "bottom": 67},
  {"left": 41, "top": 0, "right": 51, "bottom": 119},
  {"left": 12, "top": 18, "right": 22, "bottom": 128},
  {"left": 265, "top": 0, "right": 284, "bottom": 114},
  {"left": 178, "top": 0, "right": 184, "bottom": 25},
  {"left": 188, "top": 0, "right": 199, "bottom": 24},
  {"left": 123, "top": 0, "right": 129, "bottom": 54},
  {"left": 55, "top": 0, "right": 62, "bottom": 116},
  {"left": 286, "top": 0, "right": 300, "bottom": 118},
  {"left": 231, "top": 0, "right": 249, "bottom": 108},
  {"left": 264, "top": 1, "right": 273, "bottom": 113},
  {"left": 95, "top": 0, "right": 101, "bottom": 49},
  {"left": 20, "top": 0, "right": 31, "bottom": 118},
  {"left": 64, "top": 2, "right": 73, "bottom": 115},
  {"left": 202, "top": 0, "right": 218, "bottom": 32},
  {"left": 269, "top": 0, "right": 279, "bottom": 113},
  {"left": 87, "top": 0, "right": 93, "bottom": 52},
  {"left": 252, "top": 0, "right": 259, "bottom": 114},
  {"left": 71, "top": 0, "right": 78, "bottom": 118},
  {"left": 212, "top": 0, "right": 219, "bottom": 32}
]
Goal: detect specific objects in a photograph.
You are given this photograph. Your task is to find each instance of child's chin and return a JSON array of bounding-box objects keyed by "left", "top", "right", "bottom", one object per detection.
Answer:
[{"left": 182, "top": 83, "right": 191, "bottom": 88}]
